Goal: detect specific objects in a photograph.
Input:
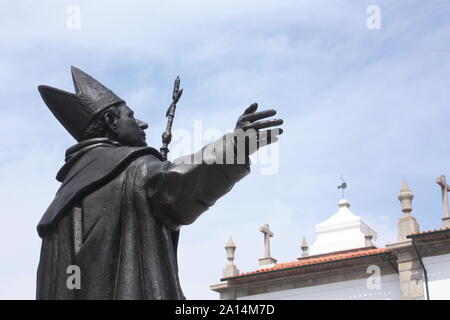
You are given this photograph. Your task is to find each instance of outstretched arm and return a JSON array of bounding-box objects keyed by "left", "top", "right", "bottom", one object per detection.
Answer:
[{"left": 146, "top": 103, "right": 283, "bottom": 228}]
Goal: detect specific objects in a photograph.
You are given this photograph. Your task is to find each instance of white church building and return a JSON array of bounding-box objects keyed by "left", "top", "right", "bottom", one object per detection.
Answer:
[{"left": 210, "top": 178, "right": 450, "bottom": 300}]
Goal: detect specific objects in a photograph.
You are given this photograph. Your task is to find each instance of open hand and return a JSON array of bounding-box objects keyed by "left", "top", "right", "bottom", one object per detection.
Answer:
[{"left": 234, "top": 103, "right": 283, "bottom": 156}]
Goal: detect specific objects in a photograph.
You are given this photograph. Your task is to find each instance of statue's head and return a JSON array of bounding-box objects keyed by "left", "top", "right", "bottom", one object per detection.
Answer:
[
  {"left": 38, "top": 66, "right": 148, "bottom": 147},
  {"left": 83, "top": 103, "right": 148, "bottom": 147}
]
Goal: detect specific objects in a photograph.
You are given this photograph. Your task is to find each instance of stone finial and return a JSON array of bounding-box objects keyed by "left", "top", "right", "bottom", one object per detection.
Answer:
[
  {"left": 365, "top": 234, "right": 374, "bottom": 247},
  {"left": 397, "top": 179, "right": 420, "bottom": 241},
  {"left": 301, "top": 237, "right": 309, "bottom": 257},
  {"left": 338, "top": 198, "right": 351, "bottom": 209},
  {"left": 436, "top": 175, "right": 450, "bottom": 228},
  {"left": 258, "top": 224, "right": 277, "bottom": 267},
  {"left": 223, "top": 236, "right": 239, "bottom": 277},
  {"left": 398, "top": 179, "right": 414, "bottom": 216},
  {"left": 225, "top": 236, "right": 236, "bottom": 263}
]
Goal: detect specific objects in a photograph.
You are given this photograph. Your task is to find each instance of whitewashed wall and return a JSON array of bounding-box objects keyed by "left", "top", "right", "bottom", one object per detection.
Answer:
[
  {"left": 238, "top": 273, "right": 400, "bottom": 300},
  {"left": 424, "top": 253, "right": 450, "bottom": 300}
]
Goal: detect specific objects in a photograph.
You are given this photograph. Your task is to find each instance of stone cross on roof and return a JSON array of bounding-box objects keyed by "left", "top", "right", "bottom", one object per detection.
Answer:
[
  {"left": 436, "top": 175, "right": 450, "bottom": 228},
  {"left": 258, "top": 224, "right": 276, "bottom": 267},
  {"left": 260, "top": 224, "right": 273, "bottom": 258}
]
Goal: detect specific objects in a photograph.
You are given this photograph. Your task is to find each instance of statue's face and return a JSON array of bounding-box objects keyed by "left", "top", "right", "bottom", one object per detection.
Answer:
[{"left": 114, "top": 104, "right": 148, "bottom": 147}]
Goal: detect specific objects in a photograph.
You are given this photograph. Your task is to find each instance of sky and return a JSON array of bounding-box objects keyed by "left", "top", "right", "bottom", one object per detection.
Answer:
[{"left": 1, "top": 0, "right": 450, "bottom": 299}]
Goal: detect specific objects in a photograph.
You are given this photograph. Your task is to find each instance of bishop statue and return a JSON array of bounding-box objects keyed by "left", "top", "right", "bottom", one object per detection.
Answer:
[{"left": 36, "top": 66, "right": 283, "bottom": 299}]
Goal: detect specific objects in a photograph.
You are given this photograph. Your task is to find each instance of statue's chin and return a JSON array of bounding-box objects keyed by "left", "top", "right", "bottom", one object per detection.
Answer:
[
  {"left": 140, "top": 137, "right": 147, "bottom": 147},
  {"left": 117, "top": 135, "right": 147, "bottom": 147}
]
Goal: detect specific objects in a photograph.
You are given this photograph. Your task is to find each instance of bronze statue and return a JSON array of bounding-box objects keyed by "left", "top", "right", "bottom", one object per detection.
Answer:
[{"left": 36, "top": 66, "right": 283, "bottom": 299}]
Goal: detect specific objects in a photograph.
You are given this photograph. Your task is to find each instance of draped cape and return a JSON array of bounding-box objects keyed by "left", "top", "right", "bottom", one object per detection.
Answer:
[{"left": 36, "top": 136, "right": 249, "bottom": 299}]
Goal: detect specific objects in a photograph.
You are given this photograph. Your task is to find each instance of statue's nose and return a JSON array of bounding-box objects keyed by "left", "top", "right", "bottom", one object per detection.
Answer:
[{"left": 137, "top": 119, "right": 148, "bottom": 129}]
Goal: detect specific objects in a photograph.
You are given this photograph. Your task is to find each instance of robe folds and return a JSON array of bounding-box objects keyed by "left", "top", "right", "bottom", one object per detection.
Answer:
[{"left": 36, "top": 134, "right": 250, "bottom": 299}]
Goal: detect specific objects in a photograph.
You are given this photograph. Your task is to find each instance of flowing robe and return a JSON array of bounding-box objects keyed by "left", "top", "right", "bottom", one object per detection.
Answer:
[{"left": 36, "top": 134, "right": 249, "bottom": 299}]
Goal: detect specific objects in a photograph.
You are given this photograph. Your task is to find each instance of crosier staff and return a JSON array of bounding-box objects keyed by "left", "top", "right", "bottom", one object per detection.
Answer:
[{"left": 160, "top": 76, "right": 183, "bottom": 161}]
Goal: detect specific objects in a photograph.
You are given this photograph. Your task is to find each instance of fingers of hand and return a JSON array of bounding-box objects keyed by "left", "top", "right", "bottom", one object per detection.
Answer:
[
  {"left": 257, "top": 129, "right": 281, "bottom": 148},
  {"left": 246, "top": 136, "right": 279, "bottom": 155},
  {"left": 259, "top": 136, "right": 279, "bottom": 146},
  {"left": 243, "top": 118, "right": 283, "bottom": 131},
  {"left": 257, "top": 128, "right": 283, "bottom": 139},
  {"left": 238, "top": 128, "right": 283, "bottom": 141},
  {"left": 236, "top": 128, "right": 282, "bottom": 155},
  {"left": 240, "top": 109, "right": 276, "bottom": 123},
  {"left": 243, "top": 103, "right": 258, "bottom": 115}
]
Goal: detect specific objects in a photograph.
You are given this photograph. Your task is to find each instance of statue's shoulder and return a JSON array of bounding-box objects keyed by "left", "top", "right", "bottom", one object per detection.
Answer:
[
  {"left": 111, "top": 145, "right": 165, "bottom": 162},
  {"left": 58, "top": 142, "right": 163, "bottom": 184},
  {"left": 128, "top": 148, "right": 173, "bottom": 186}
]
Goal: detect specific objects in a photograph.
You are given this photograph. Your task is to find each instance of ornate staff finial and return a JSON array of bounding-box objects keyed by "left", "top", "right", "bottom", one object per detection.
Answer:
[{"left": 160, "top": 76, "right": 183, "bottom": 160}]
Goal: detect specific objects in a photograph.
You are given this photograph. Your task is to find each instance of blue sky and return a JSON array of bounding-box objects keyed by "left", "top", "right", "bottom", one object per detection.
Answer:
[{"left": 1, "top": 0, "right": 450, "bottom": 299}]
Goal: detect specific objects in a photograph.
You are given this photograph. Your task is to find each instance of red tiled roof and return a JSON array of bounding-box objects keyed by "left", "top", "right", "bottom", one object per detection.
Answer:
[
  {"left": 408, "top": 227, "right": 450, "bottom": 238},
  {"left": 222, "top": 247, "right": 389, "bottom": 281}
]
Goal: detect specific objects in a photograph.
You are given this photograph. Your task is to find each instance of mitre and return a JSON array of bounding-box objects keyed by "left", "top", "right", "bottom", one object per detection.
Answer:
[{"left": 38, "top": 66, "right": 125, "bottom": 141}]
